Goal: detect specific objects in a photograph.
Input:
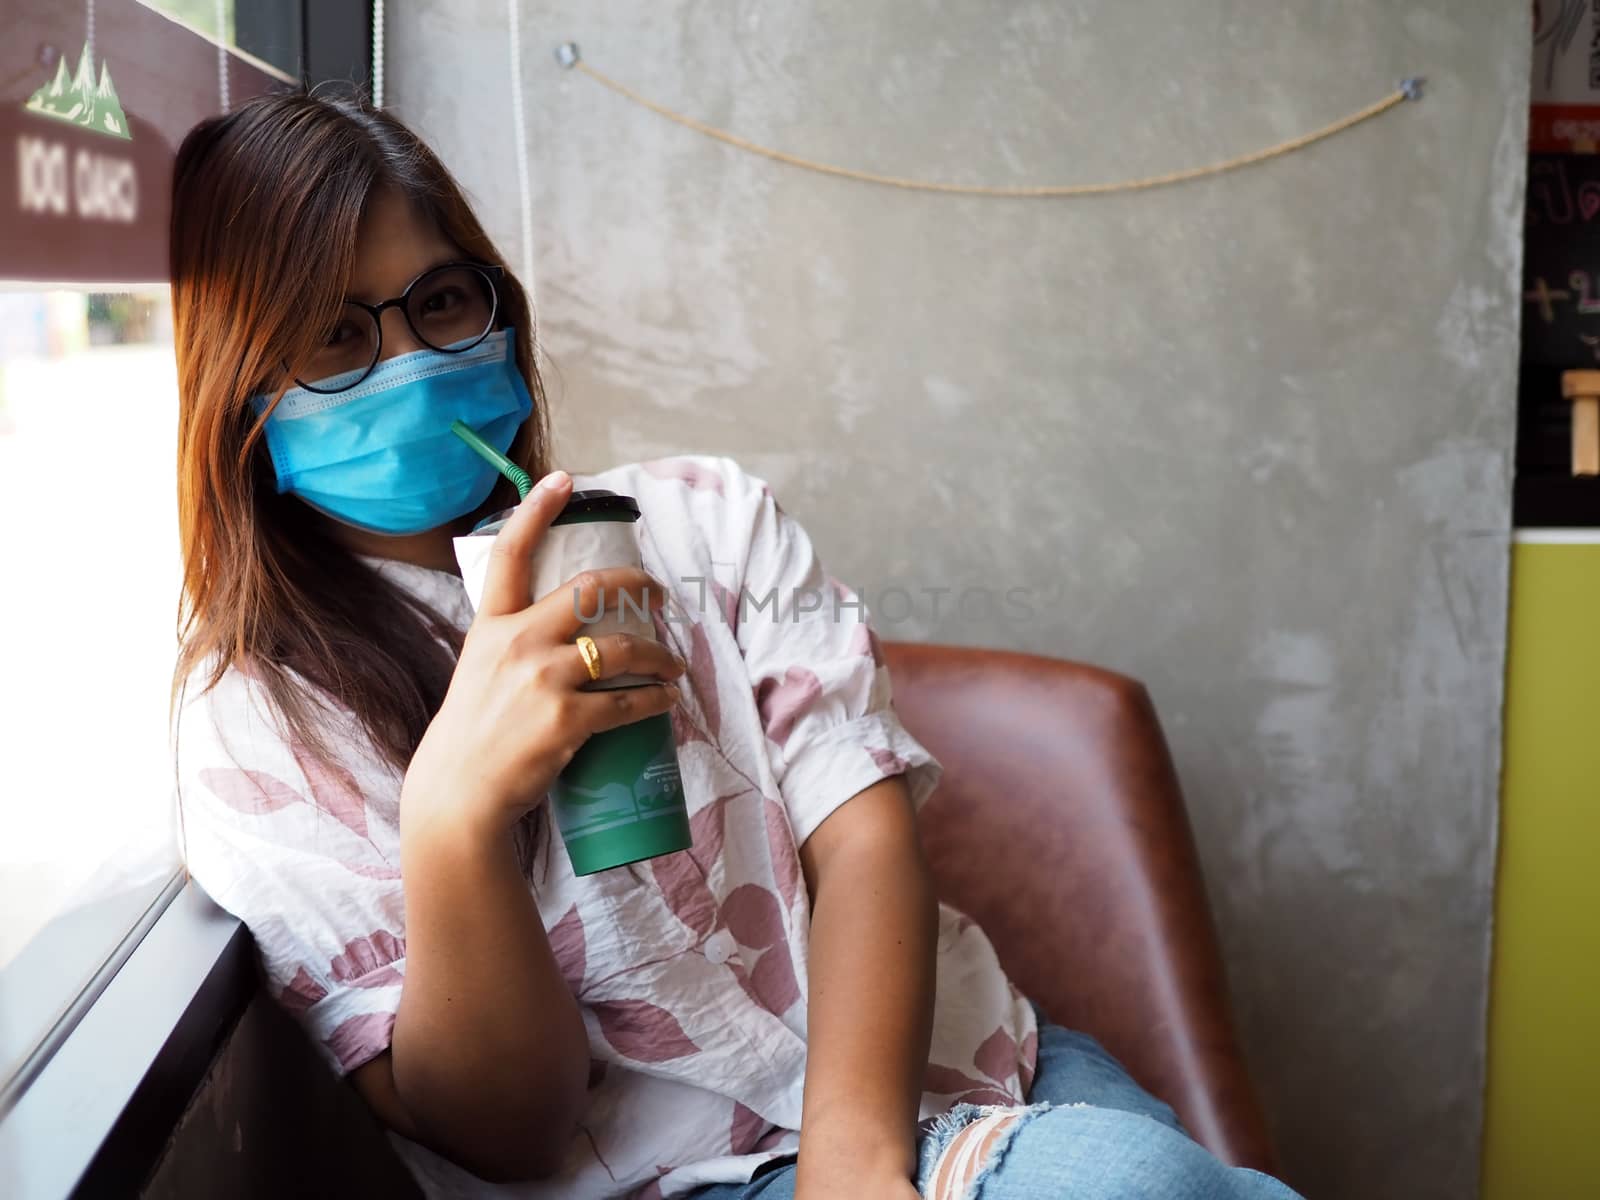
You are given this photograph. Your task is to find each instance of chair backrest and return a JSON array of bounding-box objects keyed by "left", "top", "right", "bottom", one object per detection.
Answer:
[{"left": 883, "top": 640, "right": 1277, "bottom": 1171}]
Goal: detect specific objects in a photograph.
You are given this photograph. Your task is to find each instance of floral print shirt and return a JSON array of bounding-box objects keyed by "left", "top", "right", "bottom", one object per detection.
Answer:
[{"left": 175, "top": 454, "right": 1038, "bottom": 1199}]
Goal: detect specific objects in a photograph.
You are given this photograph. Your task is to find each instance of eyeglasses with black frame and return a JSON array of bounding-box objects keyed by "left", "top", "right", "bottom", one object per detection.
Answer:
[{"left": 292, "top": 261, "right": 506, "bottom": 394}]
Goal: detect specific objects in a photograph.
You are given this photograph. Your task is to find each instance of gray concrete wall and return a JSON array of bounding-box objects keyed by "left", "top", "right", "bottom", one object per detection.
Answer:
[{"left": 388, "top": 4, "right": 1529, "bottom": 1196}]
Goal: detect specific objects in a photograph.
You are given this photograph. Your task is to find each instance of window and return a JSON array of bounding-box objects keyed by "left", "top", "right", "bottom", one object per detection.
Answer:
[
  {"left": 0, "top": 0, "right": 373, "bottom": 1155},
  {"left": 141, "top": 2, "right": 306, "bottom": 82},
  {"left": 0, "top": 286, "right": 184, "bottom": 1098}
]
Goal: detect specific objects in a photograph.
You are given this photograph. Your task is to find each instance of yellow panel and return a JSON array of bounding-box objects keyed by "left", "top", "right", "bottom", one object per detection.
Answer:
[{"left": 1482, "top": 539, "right": 1600, "bottom": 1199}]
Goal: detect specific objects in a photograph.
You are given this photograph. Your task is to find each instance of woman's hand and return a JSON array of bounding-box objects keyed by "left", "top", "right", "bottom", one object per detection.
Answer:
[{"left": 402, "top": 469, "right": 686, "bottom": 847}]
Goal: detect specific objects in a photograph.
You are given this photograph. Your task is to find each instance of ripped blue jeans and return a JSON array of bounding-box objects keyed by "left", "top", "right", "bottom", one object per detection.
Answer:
[{"left": 687, "top": 1008, "right": 1303, "bottom": 1200}]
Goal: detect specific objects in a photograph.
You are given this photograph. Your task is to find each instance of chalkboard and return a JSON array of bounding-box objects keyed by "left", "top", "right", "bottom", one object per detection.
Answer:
[
  {"left": 1516, "top": 153, "right": 1600, "bottom": 524},
  {"left": 1520, "top": 154, "right": 1600, "bottom": 367}
]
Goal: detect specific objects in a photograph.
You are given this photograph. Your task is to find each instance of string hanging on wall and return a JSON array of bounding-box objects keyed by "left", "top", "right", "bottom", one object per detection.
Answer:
[
  {"left": 508, "top": 0, "right": 539, "bottom": 359},
  {"left": 372, "top": 0, "right": 386, "bottom": 108},
  {"left": 555, "top": 43, "right": 1424, "bottom": 199}
]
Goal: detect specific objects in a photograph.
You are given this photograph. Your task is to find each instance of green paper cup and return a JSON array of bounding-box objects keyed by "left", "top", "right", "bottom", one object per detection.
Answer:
[
  {"left": 453, "top": 489, "right": 691, "bottom": 875},
  {"left": 548, "top": 709, "right": 688, "bottom": 874}
]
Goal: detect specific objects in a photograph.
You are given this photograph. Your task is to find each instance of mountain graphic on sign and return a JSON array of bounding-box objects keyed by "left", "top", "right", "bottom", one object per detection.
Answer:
[{"left": 24, "top": 44, "right": 132, "bottom": 141}]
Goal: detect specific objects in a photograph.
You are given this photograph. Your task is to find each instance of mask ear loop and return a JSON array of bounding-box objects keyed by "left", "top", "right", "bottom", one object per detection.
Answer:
[{"left": 238, "top": 393, "right": 288, "bottom": 490}]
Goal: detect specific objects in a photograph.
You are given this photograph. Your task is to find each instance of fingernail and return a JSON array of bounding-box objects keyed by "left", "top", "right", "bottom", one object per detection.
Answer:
[
  {"left": 665, "top": 684, "right": 682, "bottom": 702},
  {"left": 537, "top": 469, "right": 571, "bottom": 492}
]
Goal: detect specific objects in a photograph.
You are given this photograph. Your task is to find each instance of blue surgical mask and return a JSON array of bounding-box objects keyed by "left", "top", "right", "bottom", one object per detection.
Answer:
[{"left": 252, "top": 328, "right": 533, "bottom": 536}]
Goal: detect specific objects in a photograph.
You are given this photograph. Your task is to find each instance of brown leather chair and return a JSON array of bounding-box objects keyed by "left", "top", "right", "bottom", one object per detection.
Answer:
[{"left": 885, "top": 641, "right": 1278, "bottom": 1172}]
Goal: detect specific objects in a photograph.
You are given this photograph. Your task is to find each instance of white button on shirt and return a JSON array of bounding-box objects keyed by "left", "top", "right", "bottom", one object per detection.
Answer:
[
  {"left": 703, "top": 929, "right": 737, "bottom": 966},
  {"left": 176, "top": 454, "right": 1038, "bottom": 1199}
]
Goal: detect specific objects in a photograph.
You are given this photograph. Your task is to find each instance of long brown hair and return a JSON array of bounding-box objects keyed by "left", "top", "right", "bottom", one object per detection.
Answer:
[{"left": 169, "top": 88, "right": 551, "bottom": 792}]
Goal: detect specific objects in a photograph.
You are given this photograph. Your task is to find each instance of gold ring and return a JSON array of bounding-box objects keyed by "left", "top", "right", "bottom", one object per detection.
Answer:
[{"left": 575, "top": 635, "right": 603, "bottom": 682}]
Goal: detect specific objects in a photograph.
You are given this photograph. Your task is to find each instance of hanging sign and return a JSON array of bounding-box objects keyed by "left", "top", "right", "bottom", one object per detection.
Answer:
[{"left": 0, "top": 0, "right": 287, "bottom": 284}]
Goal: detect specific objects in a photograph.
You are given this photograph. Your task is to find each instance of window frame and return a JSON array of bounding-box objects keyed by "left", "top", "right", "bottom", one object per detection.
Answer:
[{"left": 0, "top": 881, "right": 254, "bottom": 1199}]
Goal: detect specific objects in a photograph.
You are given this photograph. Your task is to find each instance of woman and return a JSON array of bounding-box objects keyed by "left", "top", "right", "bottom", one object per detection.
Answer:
[{"left": 170, "top": 90, "right": 1302, "bottom": 1200}]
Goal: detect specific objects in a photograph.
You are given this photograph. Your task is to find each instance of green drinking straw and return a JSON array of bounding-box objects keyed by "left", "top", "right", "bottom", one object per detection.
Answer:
[{"left": 451, "top": 419, "right": 532, "bottom": 500}]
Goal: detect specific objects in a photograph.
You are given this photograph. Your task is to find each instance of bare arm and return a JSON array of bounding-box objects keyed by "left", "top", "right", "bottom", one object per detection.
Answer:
[
  {"left": 346, "top": 820, "right": 585, "bottom": 1177},
  {"left": 793, "top": 774, "right": 937, "bottom": 1199},
  {"left": 374, "top": 818, "right": 587, "bottom": 1182}
]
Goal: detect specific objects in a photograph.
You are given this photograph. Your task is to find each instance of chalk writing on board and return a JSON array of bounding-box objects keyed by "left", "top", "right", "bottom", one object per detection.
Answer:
[
  {"left": 1530, "top": 159, "right": 1575, "bottom": 224},
  {"left": 1523, "top": 155, "right": 1600, "bottom": 366},
  {"left": 1570, "top": 270, "right": 1600, "bottom": 314},
  {"left": 1524, "top": 275, "right": 1600, "bottom": 363},
  {"left": 1526, "top": 278, "right": 1572, "bottom": 325},
  {"left": 1525, "top": 160, "right": 1600, "bottom": 225}
]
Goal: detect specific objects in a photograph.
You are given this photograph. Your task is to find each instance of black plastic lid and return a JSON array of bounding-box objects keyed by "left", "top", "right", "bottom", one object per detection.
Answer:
[{"left": 552, "top": 488, "right": 641, "bottom": 524}]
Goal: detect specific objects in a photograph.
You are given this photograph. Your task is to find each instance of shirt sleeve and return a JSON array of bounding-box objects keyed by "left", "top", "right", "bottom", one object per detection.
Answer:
[
  {"left": 717, "top": 456, "right": 944, "bottom": 846},
  {"left": 174, "top": 663, "right": 406, "bottom": 1078}
]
